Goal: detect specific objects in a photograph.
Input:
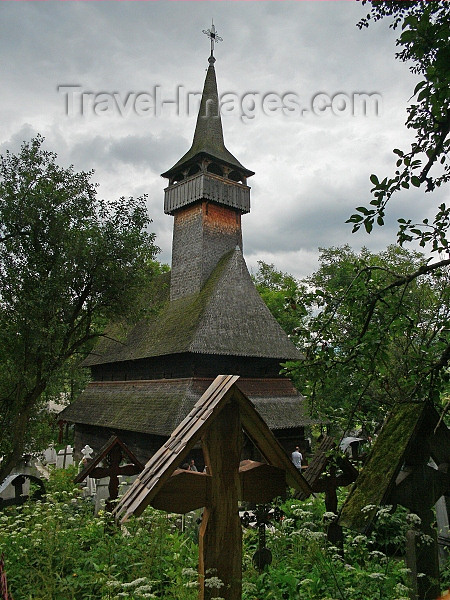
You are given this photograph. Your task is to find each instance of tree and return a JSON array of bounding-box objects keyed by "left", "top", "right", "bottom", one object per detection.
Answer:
[
  {"left": 252, "top": 261, "right": 308, "bottom": 337},
  {"left": 341, "top": 1, "right": 450, "bottom": 426},
  {"left": 254, "top": 248, "right": 450, "bottom": 434},
  {"left": 294, "top": 245, "right": 450, "bottom": 433},
  {"left": 349, "top": 1, "right": 450, "bottom": 252},
  {"left": 0, "top": 136, "right": 158, "bottom": 482}
]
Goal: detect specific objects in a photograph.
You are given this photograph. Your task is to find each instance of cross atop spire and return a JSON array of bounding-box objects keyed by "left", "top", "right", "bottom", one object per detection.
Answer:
[{"left": 202, "top": 20, "right": 222, "bottom": 63}]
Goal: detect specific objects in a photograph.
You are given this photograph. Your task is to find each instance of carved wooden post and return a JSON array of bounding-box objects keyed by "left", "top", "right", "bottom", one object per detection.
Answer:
[
  {"left": 199, "top": 399, "right": 242, "bottom": 600},
  {"left": 339, "top": 402, "right": 449, "bottom": 600},
  {"left": 405, "top": 508, "right": 440, "bottom": 600},
  {"left": 298, "top": 436, "right": 358, "bottom": 548}
]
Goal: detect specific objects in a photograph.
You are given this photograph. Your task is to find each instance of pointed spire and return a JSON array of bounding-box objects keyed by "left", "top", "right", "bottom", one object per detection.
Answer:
[
  {"left": 187, "top": 60, "right": 233, "bottom": 165},
  {"left": 161, "top": 24, "right": 253, "bottom": 179}
]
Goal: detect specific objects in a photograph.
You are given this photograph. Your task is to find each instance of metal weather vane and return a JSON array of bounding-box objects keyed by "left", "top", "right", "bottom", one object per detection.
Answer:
[{"left": 202, "top": 20, "right": 223, "bottom": 60}]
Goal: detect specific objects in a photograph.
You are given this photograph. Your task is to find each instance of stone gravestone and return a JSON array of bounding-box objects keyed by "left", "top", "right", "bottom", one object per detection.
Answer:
[
  {"left": 78, "top": 445, "right": 96, "bottom": 498},
  {"left": 93, "top": 475, "right": 138, "bottom": 514},
  {"left": 94, "top": 478, "right": 110, "bottom": 514},
  {"left": 43, "top": 443, "right": 57, "bottom": 465},
  {"left": 81, "top": 445, "right": 93, "bottom": 461},
  {"left": 56, "top": 445, "right": 73, "bottom": 469},
  {"left": 0, "top": 473, "right": 45, "bottom": 508}
]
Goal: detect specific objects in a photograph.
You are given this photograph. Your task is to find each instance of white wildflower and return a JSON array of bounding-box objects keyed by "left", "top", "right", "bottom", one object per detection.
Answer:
[
  {"left": 419, "top": 534, "right": 434, "bottom": 545},
  {"left": 204, "top": 576, "right": 224, "bottom": 589},
  {"left": 406, "top": 513, "right": 421, "bottom": 526},
  {"left": 122, "top": 577, "right": 148, "bottom": 589},
  {"left": 323, "top": 512, "right": 337, "bottom": 522},
  {"left": 135, "top": 585, "right": 153, "bottom": 593},
  {"left": 395, "top": 583, "right": 410, "bottom": 594},
  {"left": 352, "top": 535, "right": 367, "bottom": 545}
]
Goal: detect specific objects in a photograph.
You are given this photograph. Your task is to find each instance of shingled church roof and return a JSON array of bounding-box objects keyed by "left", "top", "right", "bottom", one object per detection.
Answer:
[
  {"left": 60, "top": 377, "right": 313, "bottom": 436},
  {"left": 84, "top": 247, "right": 302, "bottom": 367}
]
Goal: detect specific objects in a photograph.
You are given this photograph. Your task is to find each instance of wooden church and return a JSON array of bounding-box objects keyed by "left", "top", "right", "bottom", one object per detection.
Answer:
[{"left": 62, "top": 31, "right": 311, "bottom": 465}]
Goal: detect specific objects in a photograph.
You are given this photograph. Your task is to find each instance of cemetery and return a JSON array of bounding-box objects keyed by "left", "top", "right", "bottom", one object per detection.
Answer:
[
  {"left": 1, "top": 5, "right": 450, "bottom": 600},
  {"left": 0, "top": 376, "right": 449, "bottom": 599}
]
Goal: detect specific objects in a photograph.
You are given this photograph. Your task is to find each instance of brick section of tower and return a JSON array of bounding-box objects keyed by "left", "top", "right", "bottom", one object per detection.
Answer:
[{"left": 170, "top": 201, "right": 243, "bottom": 301}]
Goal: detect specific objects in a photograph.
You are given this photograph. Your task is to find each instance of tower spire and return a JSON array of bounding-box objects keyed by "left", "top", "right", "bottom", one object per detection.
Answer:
[{"left": 161, "top": 22, "right": 253, "bottom": 180}]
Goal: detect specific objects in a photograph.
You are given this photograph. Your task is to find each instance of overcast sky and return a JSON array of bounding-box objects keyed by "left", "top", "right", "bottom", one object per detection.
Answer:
[{"left": 1, "top": 1, "right": 439, "bottom": 279}]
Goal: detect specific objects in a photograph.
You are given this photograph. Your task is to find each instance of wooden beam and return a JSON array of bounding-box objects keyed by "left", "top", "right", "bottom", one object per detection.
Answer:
[
  {"left": 235, "top": 387, "right": 312, "bottom": 496},
  {"left": 115, "top": 375, "right": 239, "bottom": 522},
  {"left": 239, "top": 461, "right": 286, "bottom": 503},
  {"left": 199, "top": 399, "right": 242, "bottom": 600},
  {"left": 429, "top": 422, "right": 450, "bottom": 465},
  {"left": 391, "top": 466, "right": 449, "bottom": 512},
  {"left": 74, "top": 435, "right": 144, "bottom": 483},
  {"left": 405, "top": 508, "right": 440, "bottom": 600},
  {"left": 151, "top": 470, "right": 211, "bottom": 513}
]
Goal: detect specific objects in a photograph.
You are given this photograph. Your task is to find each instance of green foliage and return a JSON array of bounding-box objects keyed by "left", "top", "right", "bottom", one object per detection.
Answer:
[
  {"left": 0, "top": 136, "right": 159, "bottom": 481},
  {"left": 241, "top": 495, "right": 419, "bottom": 600},
  {"left": 1, "top": 471, "right": 448, "bottom": 600},
  {"left": 252, "top": 261, "right": 310, "bottom": 338},
  {"left": 349, "top": 1, "right": 450, "bottom": 253},
  {"left": 0, "top": 477, "right": 198, "bottom": 599},
  {"left": 299, "top": 245, "right": 449, "bottom": 430},
  {"left": 255, "top": 248, "right": 450, "bottom": 432}
]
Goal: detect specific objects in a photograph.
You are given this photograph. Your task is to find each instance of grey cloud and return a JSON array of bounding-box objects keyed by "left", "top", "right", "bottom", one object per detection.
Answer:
[
  {"left": 0, "top": 125, "right": 38, "bottom": 156},
  {"left": 0, "top": 1, "right": 432, "bottom": 279},
  {"left": 69, "top": 131, "right": 187, "bottom": 173}
]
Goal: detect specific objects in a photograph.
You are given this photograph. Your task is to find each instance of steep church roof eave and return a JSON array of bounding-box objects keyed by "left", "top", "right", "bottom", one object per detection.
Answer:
[
  {"left": 161, "top": 151, "right": 254, "bottom": 180},
  {"left": 82, "top": 249, "right": 303, "bottom": 367}
]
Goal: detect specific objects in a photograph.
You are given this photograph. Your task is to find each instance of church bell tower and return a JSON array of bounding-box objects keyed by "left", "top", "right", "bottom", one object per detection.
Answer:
[{"left": 162, "top": 26, "right": 254, "bottom": 300}]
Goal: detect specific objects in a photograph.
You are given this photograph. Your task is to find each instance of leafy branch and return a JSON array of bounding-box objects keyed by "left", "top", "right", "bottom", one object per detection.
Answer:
[{"left": 349, "top": 1, "right": 450, "bottom": 253}]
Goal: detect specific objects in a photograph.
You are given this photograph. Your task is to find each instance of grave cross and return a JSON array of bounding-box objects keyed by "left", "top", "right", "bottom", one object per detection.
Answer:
[
  {"left": 75, "top": 436, "right": 144, "bottom": 511},
  {"left": 56, "top": 444, "right": 73, "bottom": 469},
  {"left": 297, "top": 435, "right": 358, "bottom": 546},
  {"left": 114, "top": 375, "right": 312, "bottom": 600},
  {"left": 0, "top": 474, "right": 45, "bottom": 509}
]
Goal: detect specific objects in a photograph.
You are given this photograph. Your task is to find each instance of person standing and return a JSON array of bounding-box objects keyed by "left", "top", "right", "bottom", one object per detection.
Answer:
[{"left": 291, "top": 446, "right": 303, "bottom": 470}]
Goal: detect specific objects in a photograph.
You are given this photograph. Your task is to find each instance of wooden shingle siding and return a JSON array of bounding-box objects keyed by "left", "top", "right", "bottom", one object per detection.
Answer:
[{"left": 82, "top": 250, "right": 302, "bottom": 368}]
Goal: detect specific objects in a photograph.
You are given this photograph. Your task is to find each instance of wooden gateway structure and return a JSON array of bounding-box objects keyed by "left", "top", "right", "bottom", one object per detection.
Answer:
[
  {"left": 61, "top": 31, "right": 312, "bottom": 464},
  {"left": 114, "top": 375, "right": 312, "bottom": 600},
  {"left": 339, "top": 401, "right": 450, "bottom": 600}
]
